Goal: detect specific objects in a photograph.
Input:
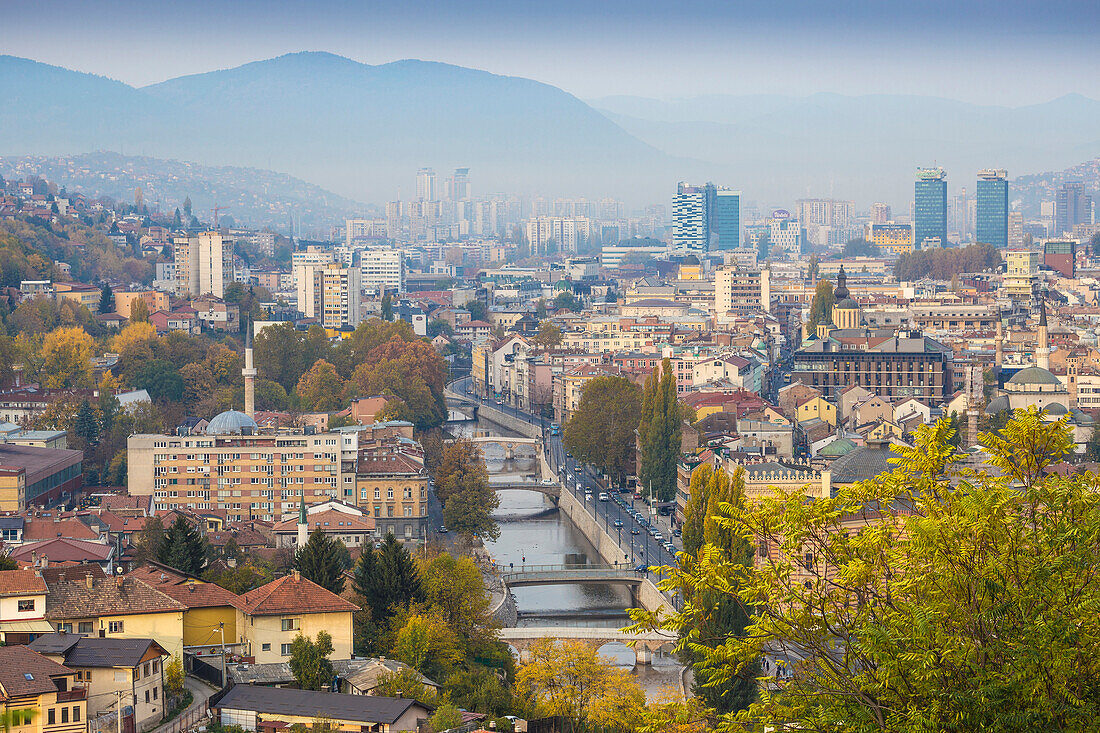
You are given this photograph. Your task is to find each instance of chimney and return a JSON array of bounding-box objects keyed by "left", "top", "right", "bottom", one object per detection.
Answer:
[
  {"left": 85, "top": 573, "right": 94, "bottom": 589},
  {"left": 292, "top": 569, "right": 300, "bottom": 581}
]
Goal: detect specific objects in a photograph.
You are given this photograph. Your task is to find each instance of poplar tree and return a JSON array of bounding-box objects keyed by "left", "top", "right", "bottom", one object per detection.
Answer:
[
  {"left": 294, "top": 528, "right": 346, "bottom": 595},
  {"left": 638, "top": 358, "right": 682, "bottom": 502}
]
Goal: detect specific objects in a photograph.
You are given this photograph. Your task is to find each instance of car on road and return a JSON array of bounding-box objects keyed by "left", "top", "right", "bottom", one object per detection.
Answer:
[
  {"left": 439, "top": 525, "right": 449, "bottom": 533},
  {"left": 613, "top": 519, "right": 623, "bottom": 528},
  {"left": 672, "top": 528, "right": 682, "bottom": 537},
  {"left": 598, "top": 492, "right": 609, "bottom": 502},
  {"left": 664, "top": 542, "right": 676, "bottom": 553},
  {"left": 541, "top": 478, "right": 554, "bottom": 485},
  {"left": 585, "top": 491, "right": 593, "bottom": 501},
  {"left": 631, "top": 528, "right": 640, "bottom": 535},
  {"left": 654, "top": 532, "right": 664, "bottom": 541}
]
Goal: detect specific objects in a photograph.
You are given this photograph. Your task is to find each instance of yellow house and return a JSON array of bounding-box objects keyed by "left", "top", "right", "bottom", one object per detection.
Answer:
[
  {"left": 795, "top": 395, "right": 837, "bottom": 427},
  {"left": 129, "top": 562, "right": 245, "bottom": 652},
  {"left": 0, "top": 569, "right": 53, "bottom": 645},
  {"left": 44, "top": 575, "right": 186, "bottom": 658},
  {"left": 865, "top": 420, "right": 905, "bottom": 442},
  {"left": 53, "top": 283, "right": 100, "bottom": 313},
  {"left": 0, "top": 645, "right": 87, "bottom": 733},
  {"left": 0, "top": 467, "right": 26, "bottom": 512},
  {"left": 239, "top": 571, "right": 358, "bottom": 665}
]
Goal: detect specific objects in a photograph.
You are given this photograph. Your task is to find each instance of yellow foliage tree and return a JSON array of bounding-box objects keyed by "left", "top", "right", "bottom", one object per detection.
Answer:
[
  {"left": 111, "top": 321, "right": 157, "bottom": 354},
  {"left": 39, "top": 327, "right": 94, "bottom": 389}
]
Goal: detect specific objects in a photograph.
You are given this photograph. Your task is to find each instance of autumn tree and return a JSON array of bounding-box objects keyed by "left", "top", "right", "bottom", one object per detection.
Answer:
[
  {"left": 532, "top": 321, "right": 562, "bottom": 349},
  {"left": 129, "top": 298, "right": 149, "bottom": 323},
  {"left": 637, "top": 409, "right": 1100, "bottom": 732},
  {"left": 39, "top": 326, "right": 94, "bottom": 388},
  {"left": 514, "top": 639, "right": 646, "bottom": 731},
  {"left": 393, "top": 613, "right": 463, "bottom": 681},
  {"left": 295, "top": 360, "right": 345, "bottom": 412},
  {"left": 806, "top": 279, "right": 835, "bottom": 327},
  {"left": 431, "top": 439, "right": 499, "bottom": 541},
  {"left": 562, "top": 375, "right": 642, "bottom": 485}
]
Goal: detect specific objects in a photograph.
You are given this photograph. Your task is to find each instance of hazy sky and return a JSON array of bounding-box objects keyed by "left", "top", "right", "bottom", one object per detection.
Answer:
[{"left": 3, "top": 0, "right": 1099, "bottom": 104}]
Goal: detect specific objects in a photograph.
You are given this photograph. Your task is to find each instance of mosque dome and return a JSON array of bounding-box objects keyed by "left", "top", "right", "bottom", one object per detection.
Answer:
[
  {"left": 1006, "top": 366, "right": 1062, "bottom": 388},
  {"left": 206, "top": 410, "right": 259, "bottom": 435},
  {"left": 681, "top": 254, "right": 700, "bottom": 265}
]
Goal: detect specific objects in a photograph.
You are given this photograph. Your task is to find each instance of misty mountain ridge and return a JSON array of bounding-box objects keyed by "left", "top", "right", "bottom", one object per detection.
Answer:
[{"left": 1, "top": 52, "right": 1098, "bottom": 210}]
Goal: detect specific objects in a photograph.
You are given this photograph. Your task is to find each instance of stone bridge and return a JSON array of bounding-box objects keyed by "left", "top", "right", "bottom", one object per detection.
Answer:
[
  {"left": 498, "top": 626, "right": 676, "bottom": 665},
  {"left": 500, "top": 564, "right": 643, "bottom": 588},
  {"left": 468, "top": 435, "right": 540, "bottom": 460}
]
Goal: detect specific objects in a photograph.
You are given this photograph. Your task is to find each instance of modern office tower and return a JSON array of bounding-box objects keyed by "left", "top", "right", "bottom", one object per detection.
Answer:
[
  {"left": 672, "top": 182, "right": 709, "bottom": 253},
  {"left": 769, "top": 213, "right": 802, "bottom": 259},
  {"left": 871, "top": 202, "right": 892, "bottom": 224},
  {"left": 416, "top": 168, "right": 437, "bottom": 201},
  {"left": 524, "top": 216, "right": 591, "bottom": 254},
  {"left": 714, "top": 189, "right": 742, "bottom": 249},
  {"left": 173, "top": 232, "right": 233, "bottom": 298},
  {"left": 1055, "top": 182, "right": 1094, "bottom": 235},
  {"left": 975, "top": 169, "right": 1009, "bottom": 247},
  {"left": 360, "top": 248, "right": 406, "bottom": 294},
  {"left": 914, "top": 167, "right": 948, "bottom": 249},
  {"left": 1008, "top": 212, "right": 1025, "bottom": 247},
  {"left": 447, "top": 168, "right": 471, "bottom": 201},
  {"left": 796, "top": 199, "right": 854, "bottom": 227}
]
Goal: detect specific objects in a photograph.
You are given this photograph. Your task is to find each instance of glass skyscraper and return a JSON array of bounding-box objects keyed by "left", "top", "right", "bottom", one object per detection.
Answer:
[
  {"left": 975, "top": 169, "right": 1008, "bottom": 247},
  {"left": 714, "top": 189, "right": 741, "bottom": 249},
  {"left": 914, "top": 167, "right": 947, "bottom": 249}
]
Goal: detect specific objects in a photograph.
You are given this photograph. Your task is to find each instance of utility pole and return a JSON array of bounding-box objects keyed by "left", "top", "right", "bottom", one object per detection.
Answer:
[
  {"left": 215, "top": 622, "right": 227, "bottom": 687},
  {"left": 116, "top": 689, "right": 123, "bottom": 733}
]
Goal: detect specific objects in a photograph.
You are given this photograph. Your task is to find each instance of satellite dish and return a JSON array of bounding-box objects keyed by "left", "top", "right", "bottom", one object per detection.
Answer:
[{"left": 115, "top": 567, "right": 124, "bottom": 574}]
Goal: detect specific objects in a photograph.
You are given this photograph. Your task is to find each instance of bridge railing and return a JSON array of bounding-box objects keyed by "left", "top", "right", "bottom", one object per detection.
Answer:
[{"left": 499, "top": 562, "right": 637, "bottom": 573}]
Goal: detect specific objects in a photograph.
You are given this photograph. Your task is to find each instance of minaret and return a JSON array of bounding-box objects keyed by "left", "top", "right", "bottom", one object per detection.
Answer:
[
  {"left": 1037, "top": 301, "right": 1050, "bottom": 371},
  {"left": 296, "top": 493, "right": 308, "bottom": 548},
  {"left": 243, "top": 316, "right": 257, "bottom": 419},
  {"left": 995, "top": 319, "right": 1004, "bottom": 367}
]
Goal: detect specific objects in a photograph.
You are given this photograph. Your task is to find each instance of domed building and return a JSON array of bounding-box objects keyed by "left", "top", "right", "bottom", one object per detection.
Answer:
[
  {"left": 830, "top": 266, "right": 862, "bottom": 330},
  {"left": 206, "top": 409, "right": 259, "bottom": 435}
]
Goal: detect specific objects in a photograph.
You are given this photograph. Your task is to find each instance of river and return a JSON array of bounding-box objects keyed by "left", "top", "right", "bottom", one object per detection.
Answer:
[{"left": 449, "top": 418, "right": 685, "bottom": 699}]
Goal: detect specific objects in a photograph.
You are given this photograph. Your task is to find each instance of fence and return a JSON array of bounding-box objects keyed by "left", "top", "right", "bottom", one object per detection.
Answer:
[{"left": 157, "top": 702, "right": 210, "bottom": 733}]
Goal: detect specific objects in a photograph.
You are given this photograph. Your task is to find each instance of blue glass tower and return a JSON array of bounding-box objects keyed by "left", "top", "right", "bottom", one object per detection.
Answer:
[
  {"left": 914, "top": 168, "right": 947, "bottom": 249},
  {"left": 975, "top": 169, "right": 1008, "bottom": 247},
  {"left": 714, "top": 189, "right": 741, "bottom": 249}
]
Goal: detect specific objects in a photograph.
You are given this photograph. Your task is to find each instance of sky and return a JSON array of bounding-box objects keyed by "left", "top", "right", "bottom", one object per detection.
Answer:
[{"left": 2, "top": 0, "right": 1099, "bottom": 105}]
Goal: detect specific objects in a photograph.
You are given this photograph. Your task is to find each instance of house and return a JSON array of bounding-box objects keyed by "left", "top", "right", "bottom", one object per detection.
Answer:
[
  {"left": 795, "top": 395, "right": 837, "bottom": 428},
  {"left": 128, "top": 562, "right": 244, "bottom": 651},
  {"left": 0, "top": 645, "right": 87, "bottom": 733},
  {"left": 237, "top": 571, "right": 358, "bottom": 664},
  {"left": 10, "top": 538, "right": 115, "bottom": 572},
  {"left": 455, "top": 319, "right": 493, "bottom": 342},
  {"left": 848, "top": 395, "right": 892, "bottom": 430},
  {"left": 0, "top": 569, "right": 53, "bottom": 645},
  {"left": 211, "top": 684, "right": 432, "bottom": 733},
  {"left": 44, "top": 575, "right": 186, "bottom": 658},
  {"left": 226, "top": 658, "right": 438, "bottom": 696},
  {"left": 350, "top": 396, "right": 403, "bottom": 426},
  {"left": 28, "top": 635, "right": 169, "bottom": 732},
  {"left": 272, "top": 510, "right": 374, "bottom": 549}
]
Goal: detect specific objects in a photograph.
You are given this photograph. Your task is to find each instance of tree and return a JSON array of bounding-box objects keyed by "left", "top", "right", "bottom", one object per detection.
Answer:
[
  {"left": 295, "top": 528, "right": 347, "bottom": 595},
  {"left": 553, "top": 290, "right": 581, "bottom": 312},
  {"left": 98, "top": 283, "right": 114, "bottom": 314},
  {"left": 183, "top": 196, "right": 192, "bottom": 217},
  {"left": 563, "top": 375, "right": 643, "bottom": 484},
  {"left": 39, "top": 326, "right": 94, "bottom": 389},
  {"left": 514, "top": 639, "right": 646, "bottom": 731},
  {"left": 288, "top": 631, "right": 335, "bottom": 690},
  {"left": 807, "top": 254, "right": 820, "bottom": 283},
  {"left": 680, "top": 463, "right": 714, "bottom": 556},
  {"left": 807, "top": 279, "right": 835, "bottom": 327},
  {"left": 637, "top": 409, "right": 1100, "bottom": 731},
  {"left": 445, "top": 667, "right": 513, "bottom": 717},
  {"left": 353, "top": 533, "right": 423, "bottom": 628},
  {"left": 432, "top": 439, "right": 499, "bottom": 541},
  {"left": 381, "top": 293, "right": 393, "bottom": 321},
  {"left": 73, "top": 400, "right": 100, "bottom": 447},
  {"left": 164, "top": 656, "right": 185, "bottom": 696},
  {"left": 418, "top": 553, "right": 495, "bottom": 644},
  {"left": 393, "top": 613, "right": 463, "bottom": 681},
  {"left": 535, "top": 298, "right": 548, "bottom": 318},
  {"left": 532, "top": 321, "right": 562, "bottom": 349},
  {"left": 0, "top": 556, "right": 18, "bottom": 571},
  {"left": 375, "top": 668, "right": 438, "bottom": 706},
  {"left": 295, "top": 360, "right": 345, "bottom": 412},
  {"left": 157, "top": 516, "right": 206, "bottom": 575},
  {"left": 129, "top": 298, "right": 150, "bottom": 323},
  {"left": 466, "top": 300, "right": 488, "bottom": 322},
  {"left": 134, "top": 359, "right": 184, "bottom": 402},
  {"left": 639, "top": 359, "right": 682, "bottom": 502},
  {"left": 428, "top": 704, "right": 463, "bottom": 733},
  {"left": 173, "top": 208, "right": 182, "bottom": 227},
  {"left": 842, "top": 237, "right": 879, "bottom": 257}
]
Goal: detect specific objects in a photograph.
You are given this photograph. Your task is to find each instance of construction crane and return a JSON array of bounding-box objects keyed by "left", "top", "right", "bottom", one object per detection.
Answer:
[{"left": 210, "top": 202, "right": 227, "bottom": 228}]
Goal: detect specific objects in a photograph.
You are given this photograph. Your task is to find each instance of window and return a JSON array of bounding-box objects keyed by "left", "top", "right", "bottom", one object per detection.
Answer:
[
  {"left": 47, "top": 709, "right": 55, "bottom": 726},
  {"left": 56, "top": 623, "right": 72, "bottom": 633},
  {"left": 152, "top": 660, "right": 160, "bottom": 673},
  {"left": 153, "top": 687, "right": 158, "bottom": 700},
  {"left": 145, "top": 690, "right": 150, "bottom": 704},
  {"left": 73, "top": 707, "right": 80, "bottom": 722},
  {"left": 78, "top": 622, "right": 94, "bottom": 634},
  {"left": 60, "top": 708, "right": 68, "bottom": 724},
  {"left": 280, "top": 643, "right": 293, "bottom": 656},
  {"left": 281, "top": 618, "right": 297, "bottom": 632},
  {"left": 262, "top": 643, "right": 271, "bottom": 652},
  {"left": 109, "top": 620, "right": 124, "bottom": 633},
  {"left": 17, "top": 599, "right": 34, "bottom": 612}
]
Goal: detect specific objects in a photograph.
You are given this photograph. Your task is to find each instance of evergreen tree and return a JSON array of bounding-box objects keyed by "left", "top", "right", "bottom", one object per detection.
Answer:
[
  {"left": 294, "top": 528, "right": 346, "bottom": 595},
  {"left": 173, "top": 208, "right": 182, "bottom": 227},
  {"left": 98, "top": 284, "right": 114, "bottom": 314},
  {"left": 353, "top": 533, "right": 422, "bottom": 627},
  {"left": 157, "top": 517, "right": 206, "bottom": 575},
  {"left": 73, "top": 400, "right": 100, "bottom": 447},
  {"left": 381, "top": 293, "right": 393, "bottom": 321},
  {"left": 183, "top": 196, "right": 192, "bottom": 217}
]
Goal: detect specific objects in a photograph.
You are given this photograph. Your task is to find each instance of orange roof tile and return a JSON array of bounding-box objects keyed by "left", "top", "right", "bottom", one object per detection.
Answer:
[{"left": 238, "top": 573, "right": 359, "bottom": 616}]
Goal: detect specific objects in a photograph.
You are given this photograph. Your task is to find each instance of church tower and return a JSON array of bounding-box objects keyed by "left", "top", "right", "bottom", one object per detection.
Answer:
[{"left": 831, "top": 266, "right": 862, "bottom": 330}]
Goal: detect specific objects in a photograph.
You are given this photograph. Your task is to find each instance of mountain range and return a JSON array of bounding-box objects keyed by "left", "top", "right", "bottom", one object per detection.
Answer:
[{"left": 2, "top": 52, "right": 1099, "bottom": 210}]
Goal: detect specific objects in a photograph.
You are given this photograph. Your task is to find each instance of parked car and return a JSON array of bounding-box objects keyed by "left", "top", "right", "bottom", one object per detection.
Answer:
[
  {"left": 614, "top": 519, "right": 624, "bottom": 528},
  {"left": 439, "top": 525, "right": 449, "bottom": 534}
]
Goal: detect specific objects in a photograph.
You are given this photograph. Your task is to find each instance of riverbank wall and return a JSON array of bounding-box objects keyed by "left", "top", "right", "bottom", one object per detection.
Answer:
[{"left": 558, "top": 485, "right": 676, "bottom": 617}]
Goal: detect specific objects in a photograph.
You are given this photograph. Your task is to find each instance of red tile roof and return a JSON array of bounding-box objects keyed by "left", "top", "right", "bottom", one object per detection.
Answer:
[
  {"left": 45, "top": 575, "right": 186, "bottom": 620},
  {"left": 0, "top": 646, "right": 73, "bottom": 698},
  {"left": 0, "top": 568, "right": 47, "bottom": 596},
  {"left": 11, "top": 538, "right": 113, "bottom": 564},
  {"left": 238, "top": 573, "right": 359, "bottom": 616},
  {"left": 128, "top": 566, "right": 244, "bottom": 610}
]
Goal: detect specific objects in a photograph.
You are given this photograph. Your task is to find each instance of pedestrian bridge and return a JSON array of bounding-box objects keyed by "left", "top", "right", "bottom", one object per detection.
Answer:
[
  {"left": 498, "top": 626, "right": 675, "bottom": 664},
  {"left": 500, "top": 563, "right": 643, "bottom": 588},
  {"left": 488, "top": 476, "right": 560, "bottom": 498},
  {"left": 468, "top": 436, "right": 540, "bottom": 460}
]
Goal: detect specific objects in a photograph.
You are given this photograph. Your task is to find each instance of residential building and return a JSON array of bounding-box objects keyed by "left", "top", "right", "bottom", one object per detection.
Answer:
[
  {"left": 212, "top": 684, "right": 431, "bottom": 733},
  {"left": 0, "top": 444, "right": 83, "bottom": 510},
  {"left": 345, "top": 218, "right": 387, "bottom": 245},
  {"left": 796, "top": 199, "right": 854, "bottom": 228},
  {"left": 115, "top": 291, "right": 170, "bottom": 321},
  {"left": 1055, "top": 182, "right": 1093, "bottom": 236},
  {"left": 296, "top": 263, "right": 362, "bottom": 329},
  {"left": 870, "top": 202, "right": 891, "bottom": 224},
  {"left": 174, "top": 232, "right": 233, "bottom": 298},
  {"left": 713, "top": 189, "right": 741, "bottom": 249},
  {"left": 975, "top": 169, "right": 1008, "bottom": 247},
  {"left": 273, "top": 507, "right": 374, "bottom": 549},
  {"left": 128, "top": 562, "right": 245, "bottom": 651},
  {"left": 52, "top": 283, "right": 100, "bottom": 313},
  {"left": 768, "top": 214, "right": 802, "bottom": 259},
  {"left": 0, "top": 569, "right": 52, "bottom": 645},
  {"left": 1004, "top": 250, "right": 1040, "bottom": 301},
  {"left": 914, "top": 167, "right": 948, "bottom": 249},
  {"left": 1044, "top": 240, "right": 1077, "bottom": 278},
  {"left": 28, "top": 635, "right": 168, "bottom": 732},
  {"left": 672, "top": 182, "right": 708, "bottom": 253},
  {"left": 355, "top": 447, "right": 429, "bottom": 541},
  {"left": 715, "top": 266, "right": 772, "bottom": 315},
  {"left": 0, "top": 646, "right": 87, "bottom": 733},
  {"left": 237, "top": 572, "right": 358, "bottom": 665},
  {"left": 44, "top": 575, "right": 186, "bottom": 658},
  {"left": 524, "top": 217, "right": 591, "bottom": 254},
  {"left": 1008, "top": 211, "right": 1025, "bottom": 247},
  {"left": 360, "top": 249, "right": 406, "bottom": 294},
  {"left": 415, "top": 168, "right": 437, "bottom": 201}
]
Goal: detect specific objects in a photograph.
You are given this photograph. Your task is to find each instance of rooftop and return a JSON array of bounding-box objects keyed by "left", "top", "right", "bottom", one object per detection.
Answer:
[
  {"left": 237, "top": 573, "right": 359, "bottom": 616},
  {"left": 212, "top": 684, "right": 429, "bottom": 724}
]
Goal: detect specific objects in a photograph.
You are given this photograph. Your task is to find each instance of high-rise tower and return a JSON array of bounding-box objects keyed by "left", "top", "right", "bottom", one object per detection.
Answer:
[
  {"left": 914, "top": 167, "right": 948, "bottom": 249},
  {"left": 976, "top": 169, "right": 1008, "bottom": 248}
]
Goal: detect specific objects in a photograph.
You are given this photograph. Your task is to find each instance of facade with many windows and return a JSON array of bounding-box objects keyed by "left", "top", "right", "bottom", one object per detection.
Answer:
[{"left": 354, "top": 448, "right": 429, "bottom": 541}]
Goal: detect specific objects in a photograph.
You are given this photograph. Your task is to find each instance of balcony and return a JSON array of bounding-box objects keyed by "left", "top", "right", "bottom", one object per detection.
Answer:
[{"left": 56, "top": 688, "right": 87, "bottom": 702}]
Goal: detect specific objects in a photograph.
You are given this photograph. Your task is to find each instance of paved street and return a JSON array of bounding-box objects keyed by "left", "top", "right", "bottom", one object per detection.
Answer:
[{"left": 450, "top": 376, "right": 681, "bottom": 571}]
